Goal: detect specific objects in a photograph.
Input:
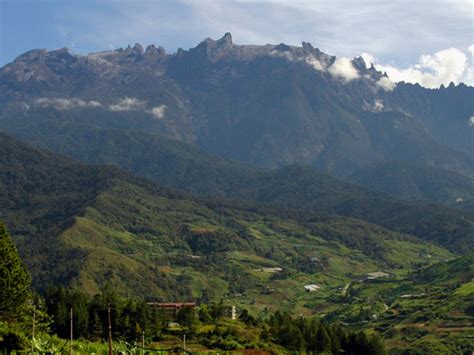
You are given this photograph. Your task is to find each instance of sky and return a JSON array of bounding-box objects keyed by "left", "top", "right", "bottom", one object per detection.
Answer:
[{"left": 0, "top": 0, "right": 473, "bottom": 87}]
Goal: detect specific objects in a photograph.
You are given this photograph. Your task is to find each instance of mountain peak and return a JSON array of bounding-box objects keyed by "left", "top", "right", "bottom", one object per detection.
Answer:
[
  {"left": 218, "top": 32, "right": 233, "bottom": 46},
  {"left": 352, "top": 56, "right": 367, "bottom": 71},
  {"left": 199, "top": 32, "right": 234, "bottom": 49},
  {"left": 190, "top": 33, "right": 235, "bottom": 61},
  {"left": 133, "top": 43, "right": 144, "bottom": 54}
]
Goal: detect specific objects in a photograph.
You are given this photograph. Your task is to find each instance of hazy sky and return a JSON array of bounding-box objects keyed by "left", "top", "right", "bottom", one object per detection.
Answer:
[{"left": 1, "top": 0, "right": 473, "bottom": 87}]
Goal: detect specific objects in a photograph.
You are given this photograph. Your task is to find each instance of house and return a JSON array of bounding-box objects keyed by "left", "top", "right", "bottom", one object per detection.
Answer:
[
  {"left": 254, "top": 267, "right": 282, "bottom": 273},
  {"left": 304, "top": 284, "right": 321, "bottom": 292}
]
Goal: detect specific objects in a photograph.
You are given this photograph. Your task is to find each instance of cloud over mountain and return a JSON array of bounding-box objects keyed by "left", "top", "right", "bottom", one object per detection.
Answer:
[
  {"left": 35, "top": 98, "right": 102, "bottom": 110},
  {"left": 328, "top": 57, "right": 359, "bottom": 82},
  {"left": 109, "top": 97, "right": 147, "bottom": 111},
  {"left": 33, "top": 96, "right": 167, "bottom": 119},
  {"left": 364, "top": 47, "right": 473, "bottom": 88},
  {"left": 150, "top": 105, "right": 167, "bottom": 119}
]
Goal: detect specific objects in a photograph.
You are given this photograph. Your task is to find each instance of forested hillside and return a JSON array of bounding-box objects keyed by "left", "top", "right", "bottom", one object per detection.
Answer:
[
  {"left": 0, "top": 132, "right": 458, "bottom": 301},
  {"left": 349, "top": 161, "right": 474, "bottom": 210}
]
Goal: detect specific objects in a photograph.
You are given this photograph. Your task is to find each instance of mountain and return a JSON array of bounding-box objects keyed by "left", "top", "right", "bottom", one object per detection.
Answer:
[
  {"left": 348, "top": 161, "right": 474, "bottom": 210},
  {"left": 3, "top": 125, "right": 474, "bottom": 254},
  {"left": 0, "top": 123, "right": 261, "bottom": 196},
  {"left": 0, "top": 33, "right": 473, "bottom": 178},
  {"left": 2, "top": 33, "right": 473, "bottom": 354},
  {"left": 0, "top": 132, "right": 457, "bottom": 301}
]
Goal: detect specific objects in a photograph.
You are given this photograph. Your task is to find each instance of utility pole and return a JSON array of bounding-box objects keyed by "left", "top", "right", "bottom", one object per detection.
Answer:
[
  {"left": 141, "top": 330, "right": 145, "bottom": 355},
  {"left": 183, "top": 333, "right": 186, "bottom": 353},
  {"left": 31, "top": 305, "right": 36, "bottom": 353},
  {"left": 107, "top": 303, "right": 113, "bottom": 355},
  {"left": 70, "top": 307, "right": 73, "bottom": 355}
]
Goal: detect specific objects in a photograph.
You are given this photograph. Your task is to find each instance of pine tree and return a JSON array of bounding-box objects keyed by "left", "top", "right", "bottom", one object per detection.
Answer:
[{"left": 0, "top": 222, "right": 31, "bottom": 319}]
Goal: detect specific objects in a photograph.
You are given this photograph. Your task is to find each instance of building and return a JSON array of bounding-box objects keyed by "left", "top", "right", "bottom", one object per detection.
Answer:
[
  {"left": 147, "top": 302, "right": 196, "bottom": 319},
  {"left": 224, "top": 305, "right": 237, "bottom": 320},
  {"left": 366, "top": 271, "right": 390, "bottom": 280}
]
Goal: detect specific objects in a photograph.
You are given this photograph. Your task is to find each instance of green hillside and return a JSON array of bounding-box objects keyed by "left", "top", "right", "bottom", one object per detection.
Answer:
[
  {"left": 0, "top": 133, "right": 453, "bottom": 301},
  {"left": 5, "top": 126, "right": 474, "bottom": 254},
  {"left": 349, "top": 161, "right": 474, "bottom": 210},
  {"left": 325, "top": 255, "right": 474, "bottom": 354}
]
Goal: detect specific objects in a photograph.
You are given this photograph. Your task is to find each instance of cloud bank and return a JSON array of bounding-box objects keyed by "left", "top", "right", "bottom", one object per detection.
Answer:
[
  {"left": 364, "top": 46, "right": 474, "bottom": 88},
  {"left": 35, "top": 98, "right": 102, "bottom": 110},
  {"left": 33, "top": 96, "right": 167, "bottom": 119}
]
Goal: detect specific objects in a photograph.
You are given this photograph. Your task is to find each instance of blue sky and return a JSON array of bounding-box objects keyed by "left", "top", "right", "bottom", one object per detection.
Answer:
[{"left": 1, "top": 0, "right": 473, "bottom": 87}]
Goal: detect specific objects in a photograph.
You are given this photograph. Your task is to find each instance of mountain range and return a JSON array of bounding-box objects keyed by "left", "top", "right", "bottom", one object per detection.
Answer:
[{"left": 0, "top": 33, "right": 473, "bottom": 178}]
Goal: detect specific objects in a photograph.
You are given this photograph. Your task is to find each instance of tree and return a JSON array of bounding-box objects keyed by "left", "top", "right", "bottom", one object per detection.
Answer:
[
  {"left": 314, "top": 322, "right": 332, "bottom": 353},
  {"left": 176, "top": 306, "right": 197, "bottom": 328},
  {"left": 366, "top": 333, "right": 386, "bottom": 355},
  {"left": 239, "top": 308, "right": 256, "bottom": 326},
  {"left": 0, "top": 222, "right": 31, "bottom": 319}
]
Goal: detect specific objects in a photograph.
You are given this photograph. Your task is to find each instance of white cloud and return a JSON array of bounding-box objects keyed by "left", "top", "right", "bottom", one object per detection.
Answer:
[
  {"left": 149, "top": 105, "right": 167, "bottom": 119},
  {"left": 372, "top": 99, "right": 384, "bottom": 112},
  {"left": 375, "top": 48, "right": 469, "bottom": 88},
  {"left": 269, "top": 49, "right": 294, "bottom": 61},
  {"left": 109, "top": 97, "right": 147, "bottom": 111},
  {"left": 328, "top": 57, "right": 359, "bottom": 82},
  {"left": 33, "top": 96, "right": 169, "bottom": 119},
  {"left": 468, "top": 45, "right": 474, "bottom": 56},
  {"left": 305, "top": 55, "right": 325, "bottom": 71},
  {"left": 35, "top": 97, "right": 102, "bottom": 110},
  {"left": 361, "top": 47, "right": 473, "bottom": 88},
  {"left": 469, "top": 116, "right": 474, "bottom": 126},
  {"left": 360, "top": 53, "right": 375, "bottom": 69},
  {"left": 375, "top": 76, "right": 396, "bottom": 91},
  {"left": 364, "top": 99, "right": 384, "bottom": 112}
]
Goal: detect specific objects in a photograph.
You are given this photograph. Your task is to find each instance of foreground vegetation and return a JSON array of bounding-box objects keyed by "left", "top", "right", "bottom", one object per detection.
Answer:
[
  {"left": 1, "top": 221, "right": 385, "bottom": 353},
  {"left": 2, "top": 221, "right": 473, "bottom": 353},
  {"left": 3, "top": 287, "right": 386, "bottom": 354}
]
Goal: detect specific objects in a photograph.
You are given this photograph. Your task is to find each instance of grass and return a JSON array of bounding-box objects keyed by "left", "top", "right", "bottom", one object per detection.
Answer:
[{"left": 455, "top": 280, "right": 474, "bottom": 296}]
